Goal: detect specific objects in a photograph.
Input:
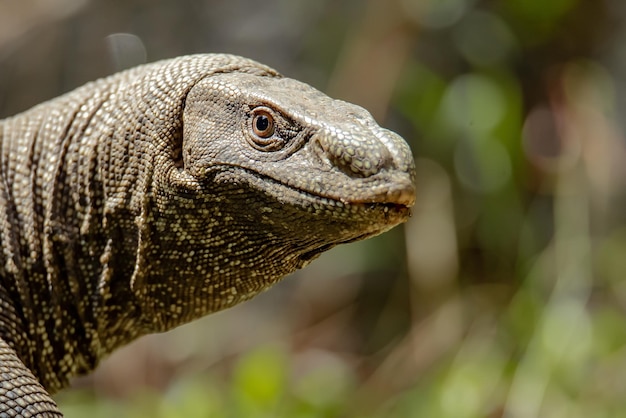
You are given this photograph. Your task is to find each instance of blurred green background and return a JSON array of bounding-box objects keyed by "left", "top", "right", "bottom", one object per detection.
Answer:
[{"left": 2, "top": 0, "right": 626, "bottom": 416}]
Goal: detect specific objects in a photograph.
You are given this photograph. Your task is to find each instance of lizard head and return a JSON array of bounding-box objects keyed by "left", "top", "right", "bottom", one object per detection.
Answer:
[
  {"left": 181, "top": 72, "right": 416, "bottom": 254},
  {"left": 140, "top": 67, "right": 416, "bottom": 328}
]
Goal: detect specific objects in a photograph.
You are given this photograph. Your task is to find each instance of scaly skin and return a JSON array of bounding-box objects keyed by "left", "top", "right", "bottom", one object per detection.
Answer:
[{"left": 0, "top": 54, "right": 415, "bottom": 417}]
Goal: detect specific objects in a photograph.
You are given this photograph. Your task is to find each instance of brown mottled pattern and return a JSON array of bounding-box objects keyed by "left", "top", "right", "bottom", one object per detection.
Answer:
[{"left": 0, "top": 54, "right": 416, "bottom": 416}]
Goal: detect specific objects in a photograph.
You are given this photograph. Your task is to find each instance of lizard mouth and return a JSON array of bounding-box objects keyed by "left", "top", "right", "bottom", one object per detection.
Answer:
[
  {"left": 266, "top": 177, "right": 413, "bottom": 224},
  {"left": 212, "top": 165, "right": 415, "bottom": 215}
]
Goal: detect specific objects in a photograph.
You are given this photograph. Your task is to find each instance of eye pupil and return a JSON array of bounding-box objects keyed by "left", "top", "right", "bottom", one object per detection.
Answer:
[{"left": 256, "top": 115, "right": 269, "bottom": 132}]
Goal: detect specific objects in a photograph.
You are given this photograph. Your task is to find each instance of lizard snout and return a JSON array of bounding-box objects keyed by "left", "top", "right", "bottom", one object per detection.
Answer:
[
  {"left": 314, "top": 126, "right": 393, "bottom": 178},
  {"left": 310, "top": 124, "right": 417, "bottom": 208}
]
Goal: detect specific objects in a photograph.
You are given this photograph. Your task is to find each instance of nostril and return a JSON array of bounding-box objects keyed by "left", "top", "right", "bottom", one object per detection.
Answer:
[{"left": 310, "top": 136, "right": 334, "bottom": 170}]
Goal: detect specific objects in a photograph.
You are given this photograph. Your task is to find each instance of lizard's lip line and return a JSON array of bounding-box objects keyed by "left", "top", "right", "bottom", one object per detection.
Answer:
[{"left": 213, "top": 165, "right": 413, "bottom": 211}]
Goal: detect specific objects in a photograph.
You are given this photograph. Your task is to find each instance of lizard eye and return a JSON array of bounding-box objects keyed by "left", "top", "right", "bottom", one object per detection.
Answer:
[
  {"left": 247, "top": 107, "right": 286, "bottom": 152},
  {"left": 251, "top": 108, "right": 275, "bottom": 139}
]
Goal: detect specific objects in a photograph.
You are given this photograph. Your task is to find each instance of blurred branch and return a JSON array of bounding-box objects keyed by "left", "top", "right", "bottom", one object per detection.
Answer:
[
  {"left": 504, "top": 62, "right": 595, "bottom": 418},
  {"left": 327, "top": 0, "right": 416, "bottom": 120},
  {"left": 0, "top": 0, "right": 88, "bottom": 52}
]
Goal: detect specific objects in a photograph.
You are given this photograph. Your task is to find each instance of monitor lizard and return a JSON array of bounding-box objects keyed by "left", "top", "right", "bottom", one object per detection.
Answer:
[{"left": 0, "top": 54, "right": 416, "bottom": 417}]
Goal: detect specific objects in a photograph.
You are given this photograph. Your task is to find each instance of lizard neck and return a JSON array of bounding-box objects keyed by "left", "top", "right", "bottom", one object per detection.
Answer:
[{"left": 0, "top": 96, "right": 149, "bottom": 391}]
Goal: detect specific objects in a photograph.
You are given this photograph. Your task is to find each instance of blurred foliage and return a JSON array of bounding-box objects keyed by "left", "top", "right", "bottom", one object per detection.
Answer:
[{"left": 2, "top": 0, "right": 626, "bottom": 416}]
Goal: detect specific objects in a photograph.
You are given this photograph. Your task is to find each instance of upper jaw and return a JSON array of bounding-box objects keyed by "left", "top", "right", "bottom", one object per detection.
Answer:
[{"left": 339, "top": 176, "right": 416, "bottom": 207}]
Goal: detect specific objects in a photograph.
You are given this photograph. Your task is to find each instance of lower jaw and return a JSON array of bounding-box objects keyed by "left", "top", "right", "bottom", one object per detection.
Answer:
[{"left": 298, "top": 216, "right": 406, "bottom": 264}]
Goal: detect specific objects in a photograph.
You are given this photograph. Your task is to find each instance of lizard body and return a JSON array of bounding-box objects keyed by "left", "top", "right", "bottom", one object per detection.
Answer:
[{"left": 0, "top": 54, "right": 415, "bottom": 417}]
